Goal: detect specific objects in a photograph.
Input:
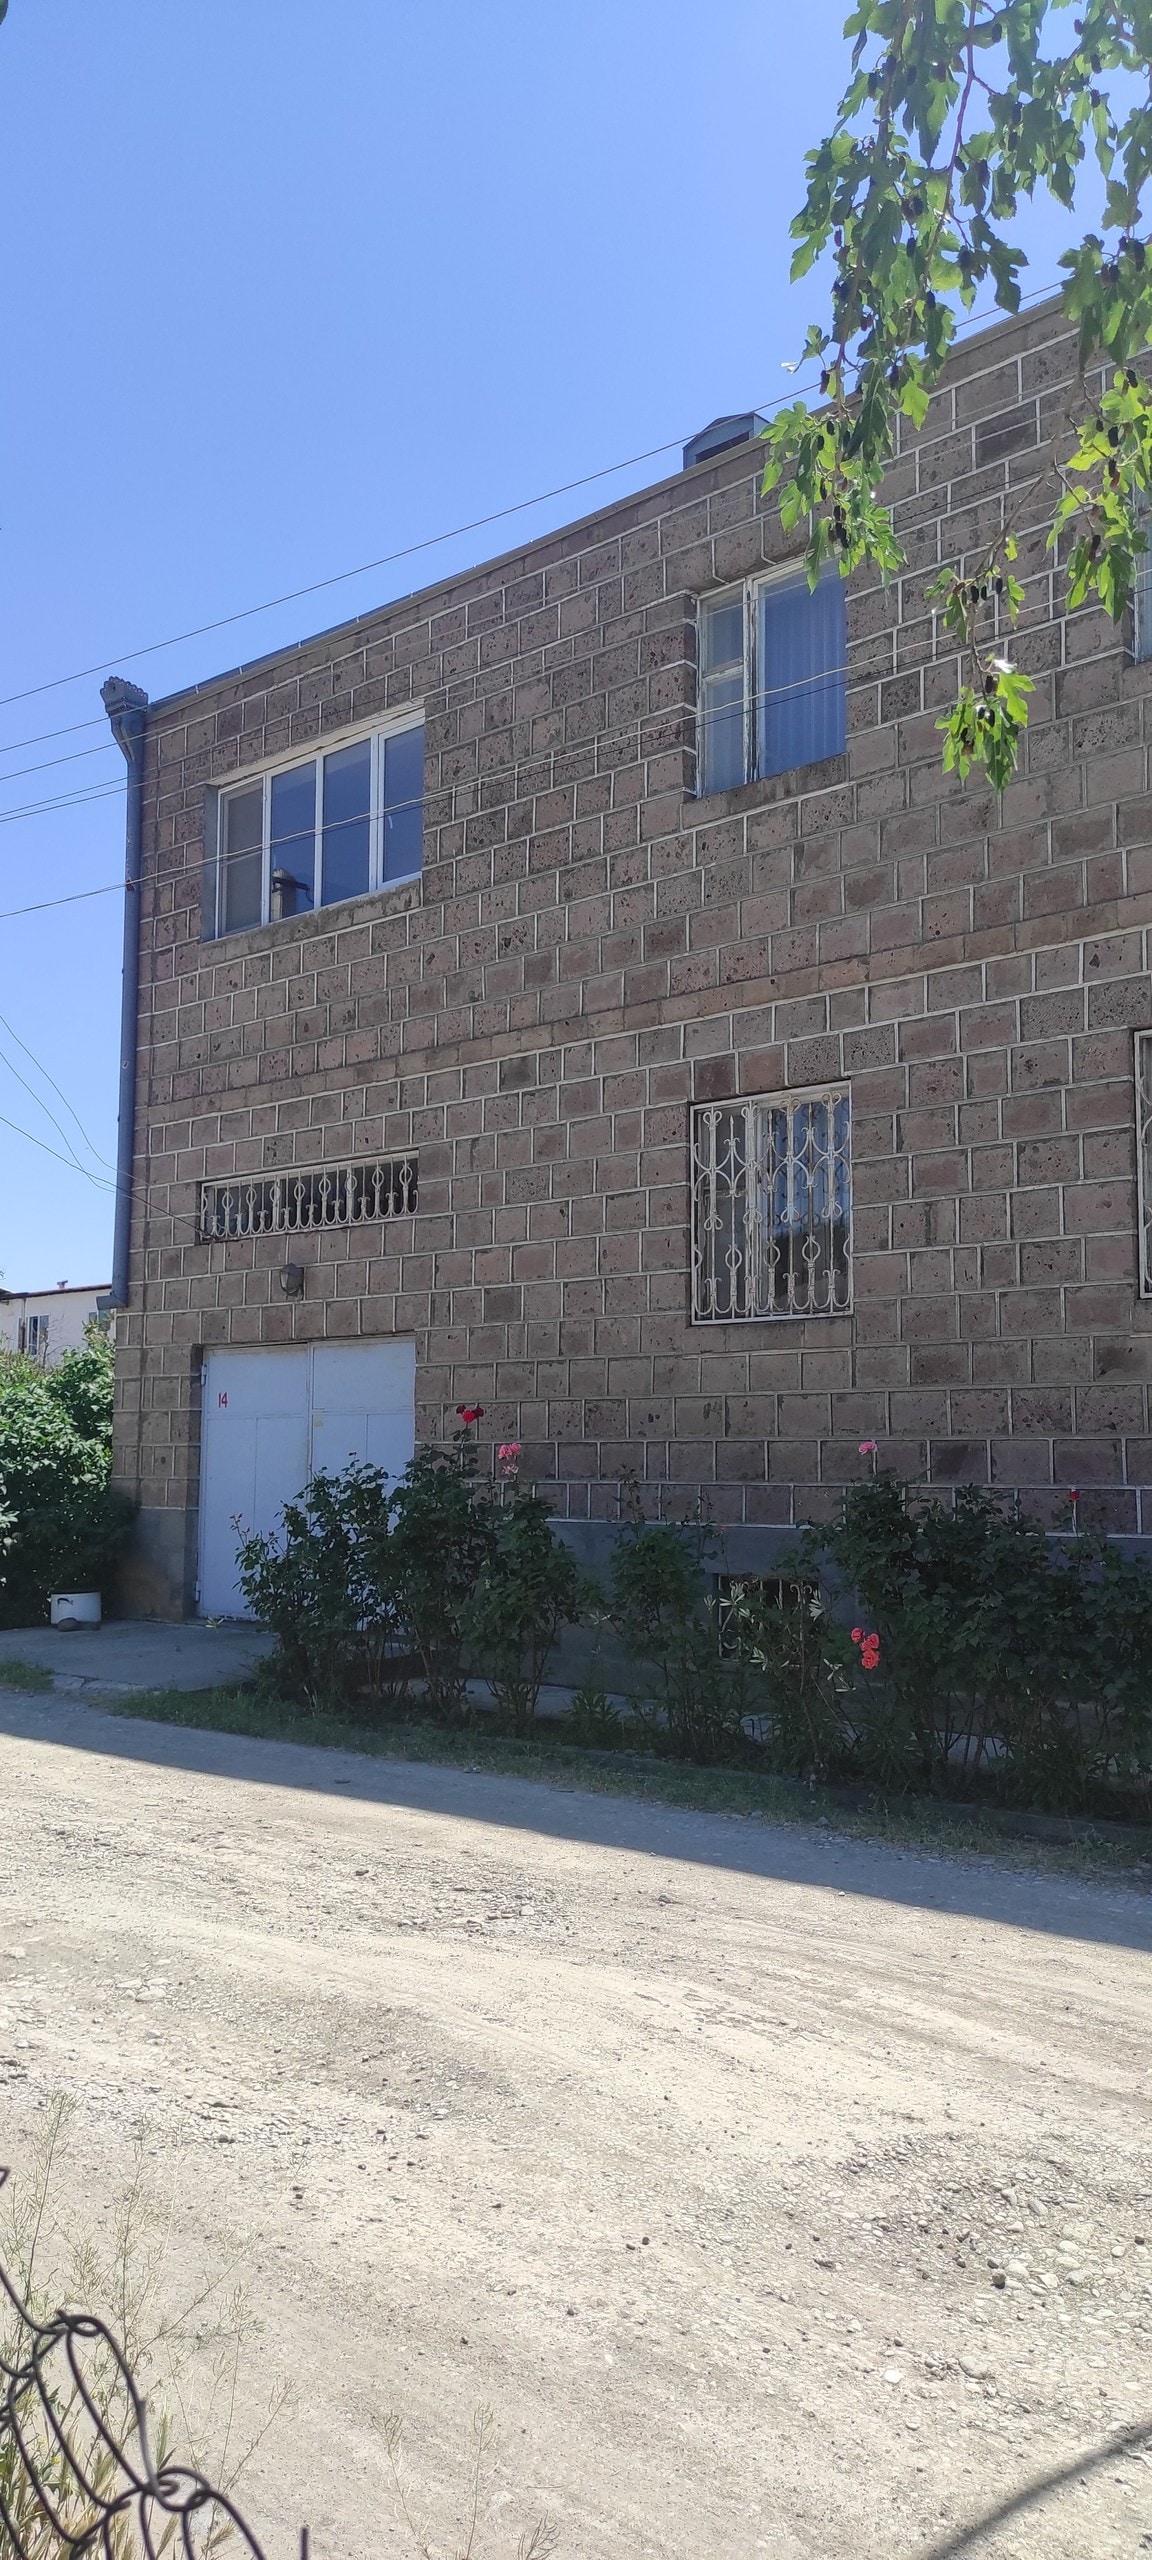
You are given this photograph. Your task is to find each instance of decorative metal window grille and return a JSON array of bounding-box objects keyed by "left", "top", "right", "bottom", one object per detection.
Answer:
[
  {"left": 1136, "top": 1035, "right": 1152, "bottom": 1294},
  {"left": 691, "top": 1089, "right": 851, "bottom": 1321},
  {"left": 199, "top": 1156, "right": 417, "bottom": 1241}
]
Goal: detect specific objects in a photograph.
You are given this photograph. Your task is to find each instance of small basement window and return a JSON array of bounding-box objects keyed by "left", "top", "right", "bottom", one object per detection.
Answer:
[
  {"left": 698, "top": 567, "right": 846, "bottom": 795},
  {"left": 714, "top": 1572, "right": 818, "bottom": 1654},
  {"left": 691, "top": 1087, "right": 851, "bottom": 1321},
  {"left": 199, "top": 1156, "right": 418, "bottom": 1241},
  {"left": 209, "top": 719, "right": 423, "bottom": 936}
]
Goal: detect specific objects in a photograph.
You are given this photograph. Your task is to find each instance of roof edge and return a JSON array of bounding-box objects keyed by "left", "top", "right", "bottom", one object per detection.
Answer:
[{"left": 141, "top": 291, "right": 1074, "bottom": 722}]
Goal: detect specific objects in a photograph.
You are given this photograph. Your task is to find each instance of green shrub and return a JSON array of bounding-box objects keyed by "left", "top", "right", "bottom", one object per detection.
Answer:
[
  {"left": 608, "top": 1487, "right": 756, "bottom": 1763},
  {"left": 0, "top": 1332, "right": 133, "bottom": 1628},
  {"left": 566, "top": 1678, "right": 626, "bottom": 1750},
  {"left": 727, "top": 1580, "right": 856, "bottom": 1780},
  {"left": 234, "top": 1463, "right": 404, "bottom": 1712},
  {"left": 469, "top": 1495, "right": 587, "bottom": 1734},
  {"left": 812, "top": 1474, "right": 1152, "bottom": 1810},
  {"left": 387, "top": 1427, "right": 499, "bottom": 1718},
  {"left": 48, "top": 1331, "right": 115, "bottom": 1444},
  {"left": 237, "top": 1423, "right": 587, "bottom": 1733}
]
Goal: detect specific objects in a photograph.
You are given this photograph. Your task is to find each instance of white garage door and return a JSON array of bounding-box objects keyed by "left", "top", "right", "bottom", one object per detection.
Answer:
[{"left": 197, "top": 1340, "right": 416, "bottom": 1618}]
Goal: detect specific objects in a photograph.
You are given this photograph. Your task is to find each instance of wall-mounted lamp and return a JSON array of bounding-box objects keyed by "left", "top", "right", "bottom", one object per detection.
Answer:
[{"left": 279, "top": 1262, "right": 305, "bottom": 1299}]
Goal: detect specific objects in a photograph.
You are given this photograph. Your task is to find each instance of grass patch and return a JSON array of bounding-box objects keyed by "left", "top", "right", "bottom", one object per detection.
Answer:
[
  {"left": 0, "top": 1657, "right": 54, "bottom": 1694},
  {"left": 88, "top": 1680, "right": 1152, "bottom": 1888}
]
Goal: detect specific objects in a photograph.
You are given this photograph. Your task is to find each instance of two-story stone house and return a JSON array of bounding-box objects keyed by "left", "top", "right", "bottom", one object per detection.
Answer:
[{"left": 106, "top": 296, "right": 1152, "bottom": 1617}]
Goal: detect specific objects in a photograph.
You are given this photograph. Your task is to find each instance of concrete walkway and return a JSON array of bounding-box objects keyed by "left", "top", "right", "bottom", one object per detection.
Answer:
[{"left": 0, "top": 1618, "right": 272, "bottom": 1692}]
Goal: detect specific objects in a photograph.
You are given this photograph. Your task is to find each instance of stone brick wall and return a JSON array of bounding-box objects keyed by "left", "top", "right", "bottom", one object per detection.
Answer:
[{"left": 114, "top": 296, "right": 1152, "bottom": 1611}]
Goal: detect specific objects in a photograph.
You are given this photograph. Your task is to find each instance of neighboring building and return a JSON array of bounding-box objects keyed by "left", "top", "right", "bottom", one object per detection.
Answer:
[
  {"left": 109, "top": 297, "right": 1152, "bottom": 1617},
  {"left": 0, "top": 1284, "right": 110, "bottom": 1367}
]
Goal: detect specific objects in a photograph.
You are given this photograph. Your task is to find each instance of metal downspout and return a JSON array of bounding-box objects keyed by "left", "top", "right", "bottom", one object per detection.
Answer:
[{"left": 101, "top": 678, "right": 149, "bottom": 1309}]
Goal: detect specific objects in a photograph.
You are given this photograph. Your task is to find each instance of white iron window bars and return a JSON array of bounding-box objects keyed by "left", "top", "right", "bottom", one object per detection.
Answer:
[
  {"left": 692, "top": 1089, "right": 852, "bottom": 1321},
  {"left": 211, "top": 719, "right": 424, "bottom": 936},
  {"left": 199, "top": 1157, "right": 418, "bottom": 1242},
  {"left": 1136, "top": 1034, "right": 1152, "bottom": 1294}
]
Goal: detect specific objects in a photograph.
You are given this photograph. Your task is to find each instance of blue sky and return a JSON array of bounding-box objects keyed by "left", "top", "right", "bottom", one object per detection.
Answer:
[{"left": 0, "top": 0, "right": 1096, "bottom": 1289}]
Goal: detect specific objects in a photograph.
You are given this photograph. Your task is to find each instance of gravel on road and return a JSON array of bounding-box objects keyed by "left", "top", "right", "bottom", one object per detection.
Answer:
[{"left": 0, "top": 1690, "right": 1149, "bottom": 2560}]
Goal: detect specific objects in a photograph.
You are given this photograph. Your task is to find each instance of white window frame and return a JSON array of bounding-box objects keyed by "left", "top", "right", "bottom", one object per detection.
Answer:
[
  {"left": 691, "top": 1083, "right": 853, "bottom": 1323},
  {"left": 1134, "top": 503, "right": 1152, "bottom": 662},
  {"left": 211, "top": 708, "right": 424, "bottom": 937},
  {"left": 696, "top": 564, "right": 846, "bottom": 797}
]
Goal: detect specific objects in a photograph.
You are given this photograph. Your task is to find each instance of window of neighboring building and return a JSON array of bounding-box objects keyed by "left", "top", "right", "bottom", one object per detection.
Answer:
[
  {"left": 697, "top": 568, "right": 846, "bottom": 795},
  {"left": 19, "top": 1315, "right": 47, "bottom": 1359},
  {"left": 691, "top": 1087, "right": 852, "bottom": 1320},
  {"left": 210, "top": 719, "right": 424, "bottom": 936}
]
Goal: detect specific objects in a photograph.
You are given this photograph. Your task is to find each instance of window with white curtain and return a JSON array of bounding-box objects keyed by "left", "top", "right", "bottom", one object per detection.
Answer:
[{"left": 697, "top": 568, "right": 846, "bottom": 795}]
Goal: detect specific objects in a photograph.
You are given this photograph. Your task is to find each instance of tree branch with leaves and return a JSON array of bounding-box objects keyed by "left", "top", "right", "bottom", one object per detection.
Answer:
[{"left": 764, "top": 0, "right": 1152, "bottom": 787}]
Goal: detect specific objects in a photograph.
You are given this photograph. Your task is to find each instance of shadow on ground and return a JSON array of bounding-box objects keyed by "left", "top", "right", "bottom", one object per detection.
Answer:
[
  {"left": 904, "top": 2413, "right": 1152, "bottom": 2557},
  {"left": 0, "top": 1688, "right": 1150, "bottom": 1957}
]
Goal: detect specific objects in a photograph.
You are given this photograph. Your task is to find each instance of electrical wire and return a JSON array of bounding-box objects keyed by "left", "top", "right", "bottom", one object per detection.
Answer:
[
  {"left": 0, "top": 654, "right": 857, "bottom": 842},
  {"left": 0, "top": 884, "right": 120, "bottom": 923},
  {"left": 0, "top": 713, "right": 109, "bottom": 758},
  {"left": 0, "top": 783, "right": 126, "bottom": 827},
  {"left": 0, "top": 274, "right": 1071, "bottom": 727},
  {"left": 0, "top": 738, "right": 120, "bottom": 787},
  {"left": 0, "top": 1110, "right": 115, "bottom": 1188},
  {"left": 0, "top": 626, "right": 980, "bottom": 919},
  {"left": 0, "top": 429, "right": 741, "bottom": 716},
  {"left": 0, "top": 1005, "right": 115, "bottom": 1171},
  {"left": 0, "top": 1038, "right": 109, "bottom": 1182}
]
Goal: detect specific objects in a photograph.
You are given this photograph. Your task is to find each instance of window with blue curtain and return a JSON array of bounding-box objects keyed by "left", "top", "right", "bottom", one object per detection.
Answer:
[
  {"left": 697, "top": 568, "right": 846, "bottom": 793},
  {"left": 757, "top": 568, "right": 846, "bottom": 777}
]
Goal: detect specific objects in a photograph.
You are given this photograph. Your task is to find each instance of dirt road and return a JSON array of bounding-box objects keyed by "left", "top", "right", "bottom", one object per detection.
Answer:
[{"left": 0, "top": 1691, "right": 1149, "bottom": 2560}]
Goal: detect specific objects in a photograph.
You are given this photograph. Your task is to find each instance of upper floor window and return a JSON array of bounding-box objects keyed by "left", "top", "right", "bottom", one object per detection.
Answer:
[
  {"left": 209, "top": 718, "right": 423, "bottom": 936},
  {"left": 697, "top": 568, "right": 846, "bottom": 796},
  {"left": 691, "top": 1086, "right": 852, "bottom": 1321},
  {"left": 1135, "top": 518, "right": 1152, "bottom": 662}
]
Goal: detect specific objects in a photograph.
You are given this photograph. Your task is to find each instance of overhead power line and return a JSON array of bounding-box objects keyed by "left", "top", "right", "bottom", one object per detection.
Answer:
[
  {"left": 0, "top": 1109, "right": 115, "bottom": 1189},
  {"left": 0, "top": 739, "right": 119, "bottom": 787},
  {"left": 0, "top": 782, "right": 125, "bottom": 828},
  {"left": 0, "top": 713, "right": 110, "bottom": 758},
  {"left": 0, "top": 276, "right": 1069, "bottom": 726},
  {"left": 0, "top": 429, "right": 726, "bottom": 716},
  {"left": 0, "top": 1004, "right": 115, "bottom": 1172},
  {"left": 0, "top": 883, "right": 120, "bottom": 923}
]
